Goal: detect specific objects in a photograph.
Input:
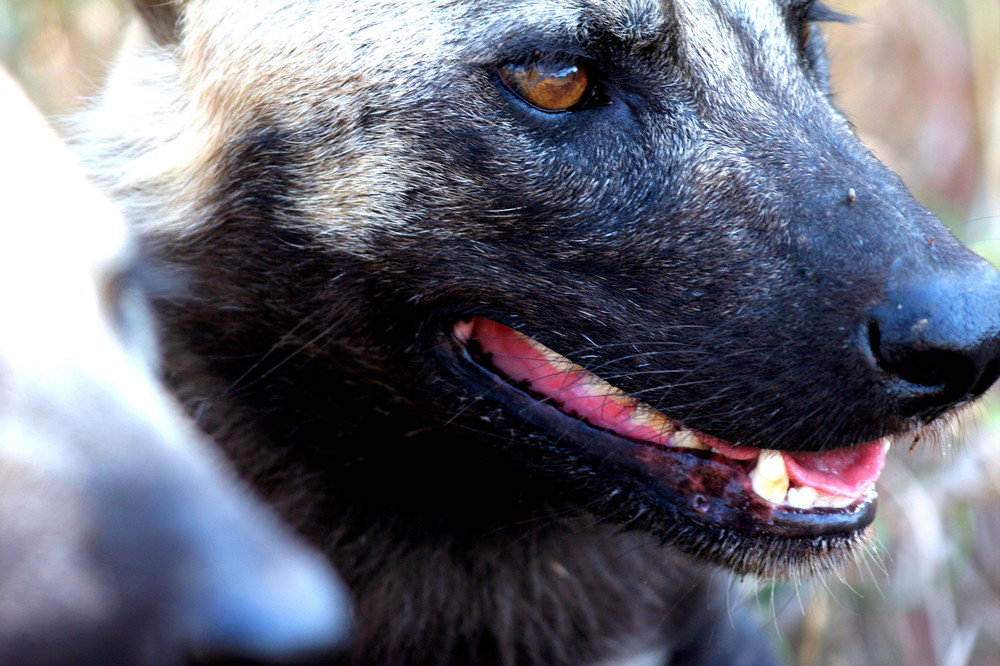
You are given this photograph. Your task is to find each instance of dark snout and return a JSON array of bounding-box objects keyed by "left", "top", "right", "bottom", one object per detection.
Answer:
[
  {"left": 863, "top": 253, "right": 1000, "bottom": 420},
  {"left": 776, "top": 129, "right": 1000, "bottom": 436}
]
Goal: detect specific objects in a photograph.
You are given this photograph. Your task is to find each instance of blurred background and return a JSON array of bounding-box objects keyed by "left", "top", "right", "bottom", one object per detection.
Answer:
[{"left": 1, "top": 0, "right": 997, "bottom": 664}]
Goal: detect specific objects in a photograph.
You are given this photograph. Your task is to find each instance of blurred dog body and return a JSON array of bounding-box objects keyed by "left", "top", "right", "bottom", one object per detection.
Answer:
[{"left": 0, "top": 70, "right": 351, "bottom": 664}]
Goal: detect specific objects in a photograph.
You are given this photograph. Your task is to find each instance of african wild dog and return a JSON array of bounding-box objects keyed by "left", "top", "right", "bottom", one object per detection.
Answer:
[
  {"left": 79, "top": 0, "right": 1000, "bottom": 664},
  {"left": 0, "top": 70, "right": 351, "bottom": 664}
]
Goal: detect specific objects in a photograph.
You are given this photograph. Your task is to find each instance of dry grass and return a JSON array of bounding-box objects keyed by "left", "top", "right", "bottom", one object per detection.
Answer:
[
  {"left": 3, "top": 1, "right": 997, "bottom": 664},
  {"left": 763, "top": 4, "right": 1000, "bottom": 664}
]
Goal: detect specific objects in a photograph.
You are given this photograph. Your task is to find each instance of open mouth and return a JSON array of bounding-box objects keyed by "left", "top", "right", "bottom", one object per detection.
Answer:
[{"left": 454, "top": 316, "right": 889, "bottom": 541}]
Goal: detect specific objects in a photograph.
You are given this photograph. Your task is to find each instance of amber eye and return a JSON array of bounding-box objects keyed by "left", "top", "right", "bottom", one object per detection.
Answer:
[{"left": 499, "top": 61, "right": 590, "bottom": 112}]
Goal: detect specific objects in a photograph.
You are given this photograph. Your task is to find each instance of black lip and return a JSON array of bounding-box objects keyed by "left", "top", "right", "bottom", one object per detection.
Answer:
[{"left": 446, "top": 328, "right": 877, "bottom": 541}]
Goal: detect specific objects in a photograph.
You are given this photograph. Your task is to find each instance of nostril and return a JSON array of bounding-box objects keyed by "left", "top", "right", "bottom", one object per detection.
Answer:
[
  {"left": 864, "top": 256, "right": 1000, "bottom": 418},
  {"left": 873, "top": 338, "right": 974, "bottom": 394},
  {"left": 972, "top": 358, "right": 1000, "bottom": 397},
  {"left": 868, "top": 316, "right": 974, "bottom": 389},
  {"left": 866, "top": 273, "right": 1000, "bottom": 413}
]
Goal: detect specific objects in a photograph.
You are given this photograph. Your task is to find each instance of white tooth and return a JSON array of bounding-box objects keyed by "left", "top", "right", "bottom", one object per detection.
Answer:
[
  {"left": 749, "top": 449, "right": 789, "bottom": 504},
  {"left": 786, "top": 485, "right": 818, "bottom": 509},
  {"left": 812, "top": 491, "right": 855, "bottom": 508},
  {"left": 672, "top": 429, "right": 708, "bottom": 450}
]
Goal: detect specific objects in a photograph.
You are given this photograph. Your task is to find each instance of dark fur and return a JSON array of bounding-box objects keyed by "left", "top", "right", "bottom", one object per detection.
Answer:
[{"left": 79, "top": 1, "right": 1000, "bottom": 663}]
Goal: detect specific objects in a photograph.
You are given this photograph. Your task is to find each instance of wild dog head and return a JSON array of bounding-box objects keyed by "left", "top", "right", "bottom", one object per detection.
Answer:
[
  {"left": 84, "top": 0, "right": 1000, "bottom": 580},
  {"left": 0, "top": 70, "right": 352, "bottom": 663}
]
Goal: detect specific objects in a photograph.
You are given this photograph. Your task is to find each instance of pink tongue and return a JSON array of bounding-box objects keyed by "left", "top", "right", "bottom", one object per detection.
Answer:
[
  {"left": 457, "top": 317, "right": 888, "bottom": 500},
  {"left": 782, "top": 442, "right": 887, "bottom": 498}
]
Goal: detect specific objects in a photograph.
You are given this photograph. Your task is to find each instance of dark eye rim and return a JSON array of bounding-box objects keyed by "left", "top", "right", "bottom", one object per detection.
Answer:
[
  {"left": 789, "top": 0, "right": 855, "bottom": 41},
  {"left": 803, "top": 0, "right": 855, "bottom": 24},
  {"left": 788, "top": 0, "right": 853, "bottom": 75},
  {"left": 496, "top": 55, "right": 610, "bottom": 115}
]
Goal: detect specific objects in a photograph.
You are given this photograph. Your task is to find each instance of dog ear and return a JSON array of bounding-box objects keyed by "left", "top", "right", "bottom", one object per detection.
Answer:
[{"left": 131, "top": 0, "right": 182, "bottom": 45}]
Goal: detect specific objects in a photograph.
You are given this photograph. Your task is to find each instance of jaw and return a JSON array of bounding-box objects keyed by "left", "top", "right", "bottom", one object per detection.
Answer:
[{"left": 447, "top": 316, "right": 892, "bottom": 578}]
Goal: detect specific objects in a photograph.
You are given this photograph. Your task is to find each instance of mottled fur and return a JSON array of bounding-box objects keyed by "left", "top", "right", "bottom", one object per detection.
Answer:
[{"left": 78, "top": 1, "right": 1000, "bottom": 664}]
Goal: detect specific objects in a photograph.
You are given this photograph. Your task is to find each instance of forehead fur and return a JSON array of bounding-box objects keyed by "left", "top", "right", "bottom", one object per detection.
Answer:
[
  {"left": 181, "top": 0, "right": 800, "bottom": 116},
  {"left": 83, "top": 0, "right": 832, "bottom": 246}
]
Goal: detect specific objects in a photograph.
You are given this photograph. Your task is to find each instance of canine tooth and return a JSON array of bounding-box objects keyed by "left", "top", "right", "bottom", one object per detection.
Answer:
[
  {"left": 786, "top": 485, "right": 818, "bottom": 509},
  {"left": 749, "top": 449, "right": 789, "bottom": 504},
  {"left": 672, "top": 429, "right": 708, "bottom": 450}
]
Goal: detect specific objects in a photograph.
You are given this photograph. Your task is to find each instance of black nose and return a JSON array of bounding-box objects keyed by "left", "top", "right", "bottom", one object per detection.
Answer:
[{"left": 866, "top": 259, "right": 1000, "bottom": 418}]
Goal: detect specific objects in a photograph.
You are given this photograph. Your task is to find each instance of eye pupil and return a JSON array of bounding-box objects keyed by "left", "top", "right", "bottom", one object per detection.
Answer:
[{"left": 500, "top": 62, "right": 590, "bottom": 112}]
